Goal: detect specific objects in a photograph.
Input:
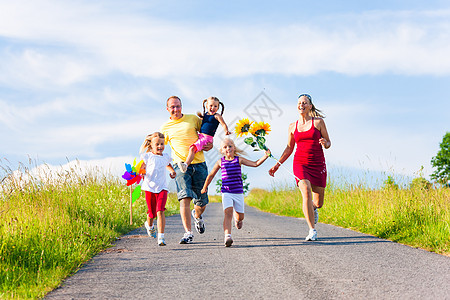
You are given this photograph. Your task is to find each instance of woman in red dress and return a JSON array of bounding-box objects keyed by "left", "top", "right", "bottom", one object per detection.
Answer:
[{"left": 269, "top": 94, "right": 331, "bottom": 241}]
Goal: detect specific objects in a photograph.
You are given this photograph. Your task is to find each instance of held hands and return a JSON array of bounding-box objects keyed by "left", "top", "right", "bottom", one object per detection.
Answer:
[
  {"left": 225, "top": 130, "right": 232, "bottom": 135},
  {"left": 268, "top": 163, "right": 279, "bottom": 177}
]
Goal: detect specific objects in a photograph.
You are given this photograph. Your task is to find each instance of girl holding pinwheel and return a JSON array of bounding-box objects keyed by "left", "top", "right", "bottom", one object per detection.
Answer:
[
  {"left": 268, "top": 94, "right": 331, "bottom": 241},
  {"left": 201, "top": 138, "right": 270, "bottom": 247},
  {"left": 139, "top": 132, "right": 176, "bottom": 246}
]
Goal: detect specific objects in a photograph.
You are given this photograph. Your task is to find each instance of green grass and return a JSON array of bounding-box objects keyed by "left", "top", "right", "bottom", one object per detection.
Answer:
[
  {"left": 246, "top": 185, "right": 450, "bottom": 255},
  {"left": 0, "top": 162, "right": 179, "bottom": 299},
  {"left": 2, "top": 160, "right": 448, "bottom": 298}
]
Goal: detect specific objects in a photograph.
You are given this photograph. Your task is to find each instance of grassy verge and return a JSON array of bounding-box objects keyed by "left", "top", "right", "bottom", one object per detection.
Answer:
[
  {"left": 0, "top": 163, "right": 179, "bottom": 299},
  {"left": 246, "top": 186, "right": 450, "bottom": 255}
]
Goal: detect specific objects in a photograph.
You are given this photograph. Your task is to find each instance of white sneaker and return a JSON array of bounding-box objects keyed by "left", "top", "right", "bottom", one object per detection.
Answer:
[
  {"left": 314, "top": 208, "right": 319, "bottom": 224},
  {"left": 158, "top": 238, "right": 166, "bottom": 246},
  {"left": 178, "top": 162, "right": 188, "bottom": 173},
  {"left": 145, "top": 221, "right": 157, "bottom": 238},
  {"left": 224, "top": 236, "right": 233, "bottom": 247},
  {"left": 305, "top": 229, "right": 317, "bottom": 241}
]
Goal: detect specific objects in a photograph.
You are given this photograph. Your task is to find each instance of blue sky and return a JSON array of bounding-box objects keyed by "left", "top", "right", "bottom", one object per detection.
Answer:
[{"left": 1, "top": 1, "right": 449, "bottom": 190}]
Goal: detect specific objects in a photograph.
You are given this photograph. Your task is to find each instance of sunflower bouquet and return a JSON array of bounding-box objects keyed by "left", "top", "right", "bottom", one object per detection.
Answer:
[
  {"left": 235, "top": 118, "right": 302, "bottom": 181},
  {"left": 235, "top": 118, "right": 272, "bottom": 153}
]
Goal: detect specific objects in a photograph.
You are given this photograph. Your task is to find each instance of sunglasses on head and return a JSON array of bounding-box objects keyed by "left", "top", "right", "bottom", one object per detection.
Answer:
[{"left": 298, "top": 94, "right": 312, "bottom": 101}]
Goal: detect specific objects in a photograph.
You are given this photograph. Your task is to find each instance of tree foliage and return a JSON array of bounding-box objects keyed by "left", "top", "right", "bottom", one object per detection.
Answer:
[
  {"left": 383, "top": 175, "right": 399, "bottom": 190},
  {"left": 216, "top": 173, "right": 250, "bottom": 194},
  {"left": 431, "top": 132, "right": 450, "bottom": 184}
]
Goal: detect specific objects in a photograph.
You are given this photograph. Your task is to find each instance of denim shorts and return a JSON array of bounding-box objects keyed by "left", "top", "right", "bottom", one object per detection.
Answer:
[{"left": 174, "top": 161, "right": 209, "bottom": 207}]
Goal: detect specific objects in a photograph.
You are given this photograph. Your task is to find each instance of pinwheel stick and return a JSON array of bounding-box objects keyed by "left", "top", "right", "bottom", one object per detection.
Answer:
[{"left": 129, "top": 186, "right": 133, "bottom": 225}]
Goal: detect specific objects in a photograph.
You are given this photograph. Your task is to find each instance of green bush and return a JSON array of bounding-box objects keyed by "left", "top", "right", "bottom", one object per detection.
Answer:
[
  {"left": 383, "top": 175, "right": 399, "bottom": 190},
  {"left": 410, "top": 177, "right": 432, "bottom": 190}
]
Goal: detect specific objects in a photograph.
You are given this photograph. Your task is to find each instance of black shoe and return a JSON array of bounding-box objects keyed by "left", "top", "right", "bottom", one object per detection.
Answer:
[
  {"left": 179, "top": 232, "right": 193, "bottom": 244},
  {"left": 192, "top": 209, "right": 205, "bottom": 234}
]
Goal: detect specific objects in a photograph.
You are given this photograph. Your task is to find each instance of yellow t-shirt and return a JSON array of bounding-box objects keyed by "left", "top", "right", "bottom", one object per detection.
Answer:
[{"left": 160, "top": 114, "right": 205, "bottom": 164}]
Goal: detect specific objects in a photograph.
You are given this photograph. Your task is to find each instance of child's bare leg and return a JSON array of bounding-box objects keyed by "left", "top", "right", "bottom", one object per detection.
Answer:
[
  {"left": 234, "top": 211, "right": 244, "bottom": 229},
  {"left": 147, "top": 215, "right": 154, "bottom": 227},
  {"left": 157, "top": 211, "right": 165, "bottom": 234},
  {"left": 223, "top": 207, "right": 234, "bottom": 235},
  {"left": 185, "top": 146, "right": 196, "bottom": 166}
]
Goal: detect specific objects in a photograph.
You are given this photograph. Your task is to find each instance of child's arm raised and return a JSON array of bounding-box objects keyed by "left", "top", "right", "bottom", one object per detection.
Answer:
[
  {"left": 201, "top": 159, "right": 221, "bottom": 194},
  {"left": 214, "top": 114, "right": 231, "bottom": 135},
  {"left": 239, "top": 150, "right": 271, "bottom": 167},
  {"left": 166, "top": 163, "right": 176, "bottom": 179}
]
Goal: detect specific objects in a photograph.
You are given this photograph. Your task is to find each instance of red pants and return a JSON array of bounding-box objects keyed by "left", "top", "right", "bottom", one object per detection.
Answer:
[{"left": 145, "top": 190, "right": 168, "bottom": 219}]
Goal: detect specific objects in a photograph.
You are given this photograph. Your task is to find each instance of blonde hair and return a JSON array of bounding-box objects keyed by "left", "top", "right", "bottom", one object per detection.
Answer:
[
  {"left": 298, "top": 94, "right": 325, "bottom": 118},
  {"left": 140, "top": 132, "right": 165, "bottom": 153},
  {"left": 220, "top": 138, "right": 246, "bottom": 156},
  {"left": 197, "top": 96, "right": 225, "bottom": 118}
]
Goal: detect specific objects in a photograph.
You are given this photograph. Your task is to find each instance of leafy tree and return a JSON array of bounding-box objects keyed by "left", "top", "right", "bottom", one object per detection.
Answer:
[
  {"left": 216, "top": 173, "right": 250, "bottom": 194},
  {"left": 431, "top": 132, "right": 450, "bottom": 184}
]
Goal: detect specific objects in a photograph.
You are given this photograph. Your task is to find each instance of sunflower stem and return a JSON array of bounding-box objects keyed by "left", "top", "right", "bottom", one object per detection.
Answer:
[{"left": 270, "top": 156, "right": 302, "bottom": 182}]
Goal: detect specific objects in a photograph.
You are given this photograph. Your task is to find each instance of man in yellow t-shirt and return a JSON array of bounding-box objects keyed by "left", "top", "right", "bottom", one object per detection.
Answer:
[{"left": 161, "top": 96, "right": 212, "bottom": 244}]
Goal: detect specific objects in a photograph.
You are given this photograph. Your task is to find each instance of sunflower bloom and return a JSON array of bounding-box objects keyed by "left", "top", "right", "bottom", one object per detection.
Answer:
[
  {"left": 235, "top": 118, "right": 253, "bottom": 137},
  {"left": 249, "top": 122, "right": 271, "bottom": 136}
]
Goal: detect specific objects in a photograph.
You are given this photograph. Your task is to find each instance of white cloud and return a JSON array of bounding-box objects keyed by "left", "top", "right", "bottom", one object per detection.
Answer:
[
  {"left": 1, "top": 2, "right": 450, "bottom": 90},
  {"left": 1, "top": 2, "right": 447, "bottom": 187}
]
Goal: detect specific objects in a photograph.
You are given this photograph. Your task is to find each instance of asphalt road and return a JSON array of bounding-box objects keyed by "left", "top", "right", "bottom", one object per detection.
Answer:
[{"left": 46, "top": 202, "right": 450, "bottom": 299}]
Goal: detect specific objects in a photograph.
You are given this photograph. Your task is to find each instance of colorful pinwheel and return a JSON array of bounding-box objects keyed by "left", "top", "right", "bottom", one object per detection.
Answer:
[
  {"left": 122, "top": 158, "right": 145, "bottom": 189},
  {"left": 122, "top": 158, "right": 145, "bottom": 225}
]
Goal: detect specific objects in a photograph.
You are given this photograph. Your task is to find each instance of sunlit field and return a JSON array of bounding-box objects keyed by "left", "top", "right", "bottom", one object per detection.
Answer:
[
  {"left": 246, "top": 183, "right": 450, "bottom": 256},
  {"left": 0, "top": 162, "right": 179, "bottom": 299},
  {"left": 1, "top": 160, "right": 448, "bottom": 299}
]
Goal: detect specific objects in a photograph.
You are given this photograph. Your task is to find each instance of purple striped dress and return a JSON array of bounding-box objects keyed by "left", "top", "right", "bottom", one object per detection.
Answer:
[{"left": 221, "top": 156, "right": 243, "bottom": 194}]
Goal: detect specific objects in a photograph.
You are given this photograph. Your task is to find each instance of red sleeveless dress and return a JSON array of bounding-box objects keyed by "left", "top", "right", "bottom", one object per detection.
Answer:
[{"left": 293, "top": 118, "right": 327, "bottom": 187}]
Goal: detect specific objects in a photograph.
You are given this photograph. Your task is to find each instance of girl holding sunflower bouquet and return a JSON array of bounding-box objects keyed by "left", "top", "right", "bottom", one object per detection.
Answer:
[{"left": 201, "top": 137, "right": 270, "bottom": 247}]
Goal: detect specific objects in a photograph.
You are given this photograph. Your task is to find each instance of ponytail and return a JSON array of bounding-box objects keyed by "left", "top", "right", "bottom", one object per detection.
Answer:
[
  {"left": 310, "top": 104, "right": 325, "bottom": 118},
  {"left": 140, "top": 132, "right": 165, "bottom": 154},
  {"left": 197, "top": 96, "right": 224, "bottom": 118}
]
